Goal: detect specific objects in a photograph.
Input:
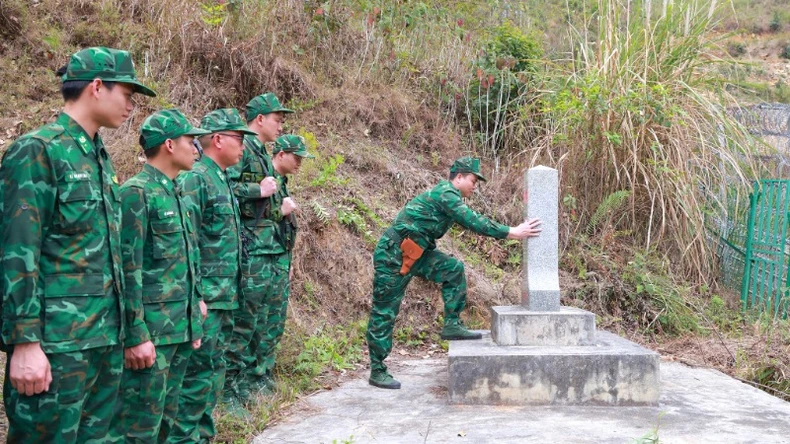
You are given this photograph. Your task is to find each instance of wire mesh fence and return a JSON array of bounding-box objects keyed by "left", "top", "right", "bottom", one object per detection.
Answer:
[{"left": 712, "top": 104, "right": 790, "bottom": 317}]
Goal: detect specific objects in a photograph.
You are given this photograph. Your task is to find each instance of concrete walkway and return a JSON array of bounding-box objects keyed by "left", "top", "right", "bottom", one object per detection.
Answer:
[{"left": 255, "top": 358, "right": 790, "bottom": 444}]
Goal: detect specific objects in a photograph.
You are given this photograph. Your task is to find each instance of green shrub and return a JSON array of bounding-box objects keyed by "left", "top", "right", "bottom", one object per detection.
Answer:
[
  {"left": 468, "top": 21, "right": 542, "bottom": 161},
  {"left": 337, "top": 204, "right": 376, "bottom": 244},
  {"left": 770, "top": 11, "right": 782, "bottom": 33},
  {"left": 703, "top": 295, "right": 743, "bottom": 334},
  {"left": 310, "top": 154, "right": 348, "bottom": 188},
  {"left": 624, "top": 253, "right": 700, "bottom": 335}
]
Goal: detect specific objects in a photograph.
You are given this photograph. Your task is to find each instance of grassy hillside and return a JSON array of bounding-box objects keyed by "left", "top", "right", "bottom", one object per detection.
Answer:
[{"left": 1, "top": 0, "right": 789, "bottom": 441}]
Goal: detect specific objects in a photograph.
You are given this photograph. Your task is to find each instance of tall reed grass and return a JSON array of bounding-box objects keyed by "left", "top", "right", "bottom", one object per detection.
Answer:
[{"left": 522, "top": 0, "right": 762, "bottom": 283}]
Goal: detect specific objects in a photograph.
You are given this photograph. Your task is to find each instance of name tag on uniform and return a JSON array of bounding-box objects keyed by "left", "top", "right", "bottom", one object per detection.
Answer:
[
  {"left": 156, "top": 210, "right": 177, "bottom": 219},
  {"left": 65, "top": 172, "right": 91, "bottom": 182}
]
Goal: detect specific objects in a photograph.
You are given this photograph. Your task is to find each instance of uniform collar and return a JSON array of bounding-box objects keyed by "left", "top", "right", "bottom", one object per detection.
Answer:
[
  {"left": 244, "top": 134, "right": 269, "bottom": 156},
  {"left": 57, "top": 112, "right": 102, "bottom": 156},
  {"left": 274, "top": 170, "right": 288, "bottom": 185},
  {"left": 143, "top": 164, "right": 177, "bottom": 194},
  {"left": 200, "top": 155, "right": 228, "bottom": 181},
  {"left": 438, "top": 179, "right": 460, "bottom": 195}
]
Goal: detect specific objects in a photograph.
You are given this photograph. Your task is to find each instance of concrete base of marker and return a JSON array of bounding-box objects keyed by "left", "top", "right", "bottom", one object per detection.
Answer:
[
  {"left": 491, "top": 305, "right": 596, "bottom": 346},
  {"left": 447, "top": 331, "right": 660, "bottom": 406}
]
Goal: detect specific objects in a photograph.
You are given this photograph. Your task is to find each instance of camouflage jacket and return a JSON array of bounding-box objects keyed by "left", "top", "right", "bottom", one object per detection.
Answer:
[
  {"left": 388, "top": 180, "right": 510, "bottom": 250},
  {"left": 227, "top": 135, "right": 284, "bottom": 255},
  {"left": 120, "top": 164, "right": 202, "bottom": 347},
  {"left": 272, "top": 171, "right": 298, "bottom": 252},
  {"left": 178, "top": 156, "right": 242, "bottom": 310},
  {"left": 0, "top": 113, "right": 124, "bottom": 353}
]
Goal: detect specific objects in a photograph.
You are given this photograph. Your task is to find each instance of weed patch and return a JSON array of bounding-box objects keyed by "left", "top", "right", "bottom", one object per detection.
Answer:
[{"left": 215, "top": 320, "right": 367, "bottom": 441}]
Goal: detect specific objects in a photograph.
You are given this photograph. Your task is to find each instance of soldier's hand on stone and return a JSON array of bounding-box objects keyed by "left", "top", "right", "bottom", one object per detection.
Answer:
[
  {"left": 507, "top": 218, "right": 543, "bottom": 240},
  {"left": 9, "top": 342, "right": 52, "bottom": 396},
  {"left": 260, "top": 176, "right": 278, "bottom": 198},
  {"left": 282, "top": 197, "right": 297, "bottom": 216},
  {"left": 192, "top": 338, "right": 202, "bottom": 350},
  {"left": 199, "top": 300, "right": 208, "bottom": 321},
  {"left": 125, "top": 340, "right": 156, "bottom": 370}
]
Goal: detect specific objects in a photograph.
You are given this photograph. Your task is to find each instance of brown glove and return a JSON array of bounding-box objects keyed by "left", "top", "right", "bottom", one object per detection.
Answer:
[{"left": 399, "top": 238, "right": 424, "bottom": 275}]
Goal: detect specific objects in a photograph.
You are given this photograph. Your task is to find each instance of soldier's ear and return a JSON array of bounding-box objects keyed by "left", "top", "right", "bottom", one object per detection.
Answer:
[
  {"left": 87, "top": 79, "right": 103, "bottom": 99},
  {"left": 164, "top": 138, "right": 175, "bottom": 154}
]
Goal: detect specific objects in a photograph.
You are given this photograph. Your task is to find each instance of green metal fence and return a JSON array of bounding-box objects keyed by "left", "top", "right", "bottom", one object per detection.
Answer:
[{"left": 740, "top": 180, "right": 790, "bottom": 318}]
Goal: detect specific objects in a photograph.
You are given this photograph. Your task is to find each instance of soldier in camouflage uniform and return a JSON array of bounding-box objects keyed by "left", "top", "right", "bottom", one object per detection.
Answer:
[
  {"left": 109, "top": 109, "right": 209, "bottom": 442},
  {"left": 225, "top": 93, "right": 294, "bottom": 401},
  {"left": 171, "top": 108, "right": 252, "bottom": 440},
  {"left": 0, "top": 47, "right": 155, "bottom": 442},
  {"left": 366, "top": 157, "right": 542, "bottom": 389},
  {"left": 254, "top": 134, "right": 313, "bottom": 387}
]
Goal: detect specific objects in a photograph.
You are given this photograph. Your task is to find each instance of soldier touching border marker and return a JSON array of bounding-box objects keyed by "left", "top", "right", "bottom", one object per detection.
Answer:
[{"left": 366, "top": 157, "right": 542, "bottom": 389}]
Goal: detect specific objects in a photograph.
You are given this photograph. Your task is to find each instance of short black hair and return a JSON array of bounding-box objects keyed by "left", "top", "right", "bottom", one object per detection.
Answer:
[
  {"left": 142, "top": 144, "right": 163, "bottom": 159},
  {"left": 449, "top": 171, "right": 459, "bottom": 180},
  {"left": 56, "top": 65, "right": 116, "bottom": 102}
]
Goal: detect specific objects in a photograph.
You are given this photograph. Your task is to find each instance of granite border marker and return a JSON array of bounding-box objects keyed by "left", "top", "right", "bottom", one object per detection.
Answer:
[{"left": 523, "top": 166, "right": 560, "bottom": 311}]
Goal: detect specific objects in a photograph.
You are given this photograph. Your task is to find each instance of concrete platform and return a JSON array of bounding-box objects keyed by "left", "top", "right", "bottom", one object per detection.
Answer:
[
  {"left": 448, "top": 331, "right": 660, "bottom": 406},
  {"left": 490, "top": 305, "right": 596, "bottom": 346},
  {"left": 255, "top": 357, "right": 790, "bottom": 444}
]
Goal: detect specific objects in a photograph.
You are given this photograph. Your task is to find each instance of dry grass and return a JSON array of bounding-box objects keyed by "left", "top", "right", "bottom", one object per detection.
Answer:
[
  {"left": 1, "top": 0, "right": 789, "bottom": 440},
  {"left": 0, "top": 1, "right": 479, "bottom": 439},
  {"left": 512, "top": 0, "right": 764, "bottom": 285},
  {"left": 658, "top": 324, "right": 790, "bottom": 401}
]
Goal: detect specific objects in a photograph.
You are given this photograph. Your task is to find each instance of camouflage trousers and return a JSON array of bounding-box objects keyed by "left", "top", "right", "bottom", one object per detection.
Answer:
[
  {"left": 3, "top": 344, "right": 123, "bottom": 443},
  {"left": 170, "top": 308, "right": 234, "bottom": 443},
  {"left": 225, "top": 252, "right": 290, "bottom": 398},
  {"left": 366, "top": 234, "right": 466, "bottom": 373},
  {"left": 109, "top": 341, "right": 193, "bottom": 442}
]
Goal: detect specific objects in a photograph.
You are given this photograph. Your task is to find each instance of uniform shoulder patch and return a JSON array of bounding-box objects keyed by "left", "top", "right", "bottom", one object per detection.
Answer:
[
  {"left": 26, "top": 123, "right": 66, "bottom": 144},
  {"left": 121, "top": 175, "right": 147, "bottom": 190}
]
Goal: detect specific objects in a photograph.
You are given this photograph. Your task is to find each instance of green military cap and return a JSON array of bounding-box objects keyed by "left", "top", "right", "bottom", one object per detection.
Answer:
[
  {"left": 61, "top": 47, "right": 156, "bottom": 97},
  {"left": 200, "top": 108, "right": 257, "bottom": 135},
  {"left": 450, "top": 157, "right": 487, "bottom": 182},
  {"left": 139, "top": 109, "right": 211, "bottom": 151},
  {"left": 246, "top": 93, "right": 294, "bottom": 120},
  {"left": 273, "top": 134, "right": 315, "bottom": 158}
]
